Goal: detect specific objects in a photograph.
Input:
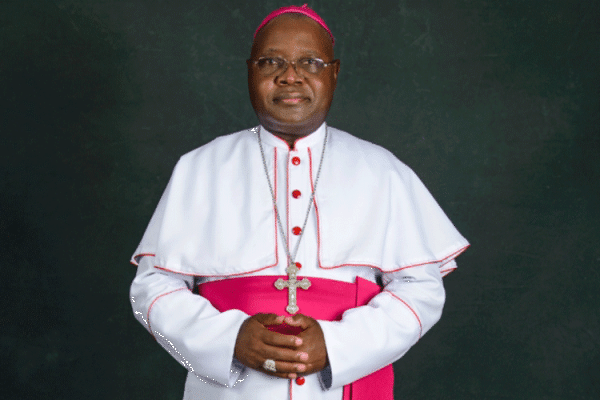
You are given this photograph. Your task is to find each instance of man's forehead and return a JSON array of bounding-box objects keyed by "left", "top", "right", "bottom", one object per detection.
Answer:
[
  {"left": 253, "top": 4, "right": 334, "bottom": 45},
  {"left": 252, "top": 15, "right": 334, "bottom": 57}
]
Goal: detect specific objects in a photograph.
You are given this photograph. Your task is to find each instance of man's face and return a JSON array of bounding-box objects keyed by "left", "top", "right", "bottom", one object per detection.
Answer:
[{"left": 248, "top": 15, "right": 340, "bottom": 141}]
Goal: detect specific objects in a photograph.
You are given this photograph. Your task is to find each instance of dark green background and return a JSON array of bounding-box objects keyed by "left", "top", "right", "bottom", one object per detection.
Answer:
[{"left": 2, "top": 0, "right": 598, "bottom": 399}]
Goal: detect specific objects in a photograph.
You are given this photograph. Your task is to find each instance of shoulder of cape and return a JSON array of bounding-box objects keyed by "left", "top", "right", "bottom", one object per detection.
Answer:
[
  {"left": 177, "top": 128, "right": 256, "bottom": 164},
  {"left": 170, "top": 126, "right": 418, "bottom": 187},
  {"left": 319, "top": 128, "right": 469, "bottom": 273},
  {"left": 326, "top": 126, "right": 418, "bottom": 181}
]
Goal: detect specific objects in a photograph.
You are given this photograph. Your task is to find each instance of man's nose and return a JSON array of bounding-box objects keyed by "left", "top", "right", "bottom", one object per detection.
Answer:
[{"left": 277, "top": 61, "right": 303, "bottom": 84}]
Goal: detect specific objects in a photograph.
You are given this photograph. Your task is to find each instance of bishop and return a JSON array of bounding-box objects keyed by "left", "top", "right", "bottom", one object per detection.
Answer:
[{"left": 129, "top": 4, "right": 469, "bottom": 400}]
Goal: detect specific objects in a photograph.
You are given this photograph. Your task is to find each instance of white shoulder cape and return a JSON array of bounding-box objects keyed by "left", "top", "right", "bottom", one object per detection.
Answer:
[{"left": 131, "top": 127, "right": 469, "bottom": 276}]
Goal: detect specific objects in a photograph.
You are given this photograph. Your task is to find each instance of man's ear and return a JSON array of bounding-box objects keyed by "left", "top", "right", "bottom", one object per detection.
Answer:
[{"left": 332, "top": 60, "right": 340, "bottom": 84}]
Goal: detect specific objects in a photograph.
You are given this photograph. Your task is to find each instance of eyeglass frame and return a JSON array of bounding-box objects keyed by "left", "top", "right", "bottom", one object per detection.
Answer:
[{"left": 247, "top": 56, "right": 339, "bottom": 77}]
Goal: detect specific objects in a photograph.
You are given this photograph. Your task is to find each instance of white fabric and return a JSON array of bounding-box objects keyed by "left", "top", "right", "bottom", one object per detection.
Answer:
[
  {"left": 131, "top": 125, "right": 468, "bottom": 276},
  {"left": 129, "top": 124, "right": 469, "bottom": 400}
]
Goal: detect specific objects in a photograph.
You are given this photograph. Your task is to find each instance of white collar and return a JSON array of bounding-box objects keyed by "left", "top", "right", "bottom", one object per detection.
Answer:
[{"left": 258, "top": 122, "right": 327, "bottom": 150}]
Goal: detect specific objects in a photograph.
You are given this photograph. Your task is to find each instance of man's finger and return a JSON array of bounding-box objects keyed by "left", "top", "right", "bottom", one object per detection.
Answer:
[
  {"left": 283, "top": 314, "right": 314, "bottom": 329},
  {"left": 259, "top": 359, "right": 307, "bottom": 379},
  {"left": 261, "top": 342, "right": 308, "bottom": 363},
  {"left": 252, "top": 313, "right": 285, "bottom": 326},
  {"left": 262, "top": 330, "right": 303, "bottom": 349}
]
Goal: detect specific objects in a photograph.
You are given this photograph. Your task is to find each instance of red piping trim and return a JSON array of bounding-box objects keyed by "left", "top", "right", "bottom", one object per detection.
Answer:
[
  {"left": 270, "top": 130, "right": 292, "bottom": 150},
  {"left": 147, "top": 287, "right": 188, "bottom": 339},
  {"left": 440, "top": 266, "right": 458, "bottom": 277},
  {"left": 289, "top": 378, "right": 293, "bottom": 399},
  {"left": 317, "top": 244, "right": 470, "bottom": 273},
  {"left": 131, "top": 253, "right": 156, "bottom": 266},
  {"left": 308, "top": 148, "right": 324, "bottom": 269},
  {"left": 383, "top": 290, "right": 423, "bottom": 338},
  {"left": 273, "top": 148, "right": 280, "bottom": 270},
  {"left": 154, "top": 264, "right": 275, "bottom": 278},
  {"left": 286, "top": 150, "right": 291, "bottom": 253},
  {"left": 136, "top": 234, "right": 467, "bottom": 277}
]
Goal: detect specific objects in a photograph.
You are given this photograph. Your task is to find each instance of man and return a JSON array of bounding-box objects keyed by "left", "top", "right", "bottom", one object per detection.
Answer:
[{"left": 130, "top": 5, "right": 468, "bottom": 400}]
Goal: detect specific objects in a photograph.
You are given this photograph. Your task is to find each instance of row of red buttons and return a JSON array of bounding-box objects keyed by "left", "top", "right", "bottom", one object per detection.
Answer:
[
  {"left": 292, "top": 152, "right": 304, "bottom": 385},
  {"left": 292, "top": 155, "right": 306, "bottom": 386},
  {"left": 291, "top": 155, "right": 305, "bottom": 386},
  {"left": 291, "top": 156, "right": 303, "bottom": 238}
]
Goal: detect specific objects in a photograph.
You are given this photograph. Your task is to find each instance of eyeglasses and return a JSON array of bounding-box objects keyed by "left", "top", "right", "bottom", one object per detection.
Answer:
[{"left": 248, "top": 57, "right": 337, "bottom": 77}]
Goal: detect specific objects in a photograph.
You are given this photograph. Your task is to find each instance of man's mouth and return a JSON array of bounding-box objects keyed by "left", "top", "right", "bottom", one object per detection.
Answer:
[
  {"left": 280, "top": 98, "right": 304, "bottom": 104},
  {"left": 274, "top": 93, "right": 308, "bottom": 104}
]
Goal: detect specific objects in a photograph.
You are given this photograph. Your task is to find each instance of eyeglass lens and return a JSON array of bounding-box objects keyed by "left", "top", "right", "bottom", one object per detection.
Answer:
[{"left": 256, "top": 58, "right": 324, "bottom": 76}]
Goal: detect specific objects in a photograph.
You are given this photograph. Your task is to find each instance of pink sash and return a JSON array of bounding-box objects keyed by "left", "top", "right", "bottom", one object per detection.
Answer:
[{"left": 198, "top": 276, "right": 394, "bottom": 400}]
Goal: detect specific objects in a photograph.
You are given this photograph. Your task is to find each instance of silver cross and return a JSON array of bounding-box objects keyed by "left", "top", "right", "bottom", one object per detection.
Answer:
[{"left": 274, "top": 263, "right": 311, "bottom": 314}]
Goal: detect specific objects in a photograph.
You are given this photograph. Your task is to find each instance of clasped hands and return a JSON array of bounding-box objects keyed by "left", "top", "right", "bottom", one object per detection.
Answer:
[{"left": 234, "top": 313, "right": 328, "bottom": 379}]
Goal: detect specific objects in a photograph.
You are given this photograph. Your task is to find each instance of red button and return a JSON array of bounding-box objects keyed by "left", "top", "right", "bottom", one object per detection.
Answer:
[
  {"left": 292, "top": 190, "right": 301, "bottom": 199},
  {"left": 295, "top": 262, "right": 302, "bottom": 269},
  {"left": 295, "top": 376, "right": 305, "bottom": 385},
  {"left": 292, "top": 156, "right": 301, "bottom": 165},
  {"left": 292, "top": 226, "right": 302, "bottom": 235}
]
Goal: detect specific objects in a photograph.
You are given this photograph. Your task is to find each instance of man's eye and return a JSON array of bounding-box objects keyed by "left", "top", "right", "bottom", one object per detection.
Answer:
[
  {"left": 260, "top": 57, "right": 281, "bottom": 66},
  {"left": 300, "top": 58, "right": 317, "bottom": 65}
]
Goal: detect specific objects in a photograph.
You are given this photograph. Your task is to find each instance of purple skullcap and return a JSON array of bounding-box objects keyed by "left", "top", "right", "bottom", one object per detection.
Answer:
[{"left": 254, "top": 4, "right": 335, "bottom": 46}]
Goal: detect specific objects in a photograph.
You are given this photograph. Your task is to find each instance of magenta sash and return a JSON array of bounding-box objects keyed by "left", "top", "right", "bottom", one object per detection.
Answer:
[{"left": 198, "top": 276, "right": 394, "bottom": 400}]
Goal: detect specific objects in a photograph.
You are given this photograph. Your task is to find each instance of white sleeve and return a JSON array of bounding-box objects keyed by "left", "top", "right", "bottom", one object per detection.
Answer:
[
  {"left": 317, "top": 261, "right": 448, "bottom": 390},
  {"left": 129, "top": 256, "right": 249, "bottom": 387}
]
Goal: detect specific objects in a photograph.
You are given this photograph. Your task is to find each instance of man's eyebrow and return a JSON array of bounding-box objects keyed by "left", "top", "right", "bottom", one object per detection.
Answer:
[
  {"left": 300, "top": 50, "right": 321, "bottom": 58},
  {"left": 261, "top": 48, "right": 281, "bottom": 54},
  {"left": 260, "top": 48, "right": 323, "bottom": 57}
]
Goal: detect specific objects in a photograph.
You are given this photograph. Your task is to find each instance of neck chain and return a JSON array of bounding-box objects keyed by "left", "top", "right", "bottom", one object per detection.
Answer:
[{"left": 257, "top": 126, "right": 329, "bottom": 268}]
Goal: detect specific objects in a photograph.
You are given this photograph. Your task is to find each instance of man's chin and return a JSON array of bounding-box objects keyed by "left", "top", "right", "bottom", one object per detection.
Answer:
[
  {"left": 262, "top": 113, "right": 313, "bottom": 130},
  {"left": 267, "top": 116, "right": 323, "bottom": 133},
  {"left": 268, "top": 104, "right": 311, "bottom": 119}
]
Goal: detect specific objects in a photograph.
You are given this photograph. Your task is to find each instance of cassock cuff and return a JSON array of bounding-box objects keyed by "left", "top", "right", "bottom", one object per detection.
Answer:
[
  {"left": 318, "top": 364, "right": 333, "bottom": 390},
  {"left": 228, "top": 357, "right": 246, "bottom": 387}
]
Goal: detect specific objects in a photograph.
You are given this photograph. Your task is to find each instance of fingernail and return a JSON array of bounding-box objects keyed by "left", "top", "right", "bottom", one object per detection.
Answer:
[
  {"left": 295, "top": 338, "right": 303, "bottom": 346},
  {"left": 289, "top": 373, "right": 297, "bottom": 379},
  {"left": 299, "top": 352, "right": 308, "bottom": 361},
  {"left": 297, "top": 364, "right": 306, "bottom": 372}
]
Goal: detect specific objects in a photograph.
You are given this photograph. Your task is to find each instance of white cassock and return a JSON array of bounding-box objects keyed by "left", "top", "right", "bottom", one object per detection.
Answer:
[{"left": 130, "top": 123, "right": 469, "bottom": 400}]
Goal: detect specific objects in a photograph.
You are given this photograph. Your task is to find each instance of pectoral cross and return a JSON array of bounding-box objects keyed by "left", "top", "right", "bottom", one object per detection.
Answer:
[{"left": 274, "top": 262, "right": 311, "bottom": 314}]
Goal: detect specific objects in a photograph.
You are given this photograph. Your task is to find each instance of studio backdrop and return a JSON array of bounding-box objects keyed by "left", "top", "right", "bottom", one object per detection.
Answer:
[{"left": 1, "top": 1, "right": 598, "bottom": 399}]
